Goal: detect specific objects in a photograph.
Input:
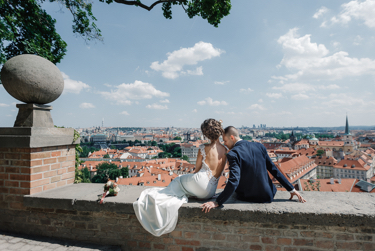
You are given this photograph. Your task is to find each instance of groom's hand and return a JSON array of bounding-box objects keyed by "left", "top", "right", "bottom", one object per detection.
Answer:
[
  {"left": 289, "top": 191, "right": 306, "bottom": 203},
  {"left": 201, "top": 201, "right": 219, "bottom": 213}
]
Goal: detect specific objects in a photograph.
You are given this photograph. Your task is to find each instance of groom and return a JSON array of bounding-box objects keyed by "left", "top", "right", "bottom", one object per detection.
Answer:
[{"left": 201, "top": 126, "right": 306, "bottom": 213}]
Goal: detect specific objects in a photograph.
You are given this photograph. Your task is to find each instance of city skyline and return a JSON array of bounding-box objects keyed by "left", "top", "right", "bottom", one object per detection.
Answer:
[{"left": 1, "top": 1, "right": 375, "bottom": 128}]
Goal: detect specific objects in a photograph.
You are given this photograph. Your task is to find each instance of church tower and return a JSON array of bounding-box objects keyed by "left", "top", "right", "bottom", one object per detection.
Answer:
[
  {"left": 344, "top": 115, "right": 353, "bottom": 145},
  {"left": 289, "top": 130, "right": 297, "bottom": 144}
]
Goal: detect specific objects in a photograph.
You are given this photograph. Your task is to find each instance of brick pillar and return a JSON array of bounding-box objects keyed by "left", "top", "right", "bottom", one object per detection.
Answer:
[{"left": 0, "top": 127, "right": 78, "bottom": 210}]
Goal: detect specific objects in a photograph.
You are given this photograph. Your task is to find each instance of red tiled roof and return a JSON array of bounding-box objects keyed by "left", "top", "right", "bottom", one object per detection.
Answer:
[
  {"left": 318, "top": 141, "right": 345, "bottom": 147},
  {"left": 334, "top": 158, "right": 369, "bottom": 171},
  {"left": 299, "top": 178, "right": 356, "bottom": 192},
  {"left": 117, "top": 173, "right": 178, "bottom": 187}
]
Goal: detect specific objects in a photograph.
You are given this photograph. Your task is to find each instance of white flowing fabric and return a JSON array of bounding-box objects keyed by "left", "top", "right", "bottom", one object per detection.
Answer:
[{"left": 133, "top": 144, "right": 220, "bottom": 236}]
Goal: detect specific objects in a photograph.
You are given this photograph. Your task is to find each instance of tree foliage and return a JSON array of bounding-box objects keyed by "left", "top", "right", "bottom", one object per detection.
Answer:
[
  {"left": 101, "top": 0, "right": 231, "bottom": 28},
  {"left": 92, "top": 162, "right": 129, "bottom": 183},
  {"left": 240, "top": 135, "right": 252, "bottom": 141},
  {"left": 0, "top": 0, "right": 102, "bottom": 66},
  {"left": 316, "top": 149, "right": 325, "bottom": 156},
  {"left": 80, "top": 145, "right": 100, "bottom": 157},
  {"left": 158, "top": 143, "right": 181, "bottom": 158},
  {"left": 1, "top": 0, "right": 231, "bottom": 68},
  {"left": 181, "top": 155, "right": 189, "bottom": 162}
]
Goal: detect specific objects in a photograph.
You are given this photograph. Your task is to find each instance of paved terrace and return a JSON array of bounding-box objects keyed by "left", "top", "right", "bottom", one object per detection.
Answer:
[{"left": 0, "top": 230, "right": 121, "bottom": 251}]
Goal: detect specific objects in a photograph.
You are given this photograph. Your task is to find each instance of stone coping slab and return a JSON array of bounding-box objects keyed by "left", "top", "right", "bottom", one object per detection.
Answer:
[
  {"left": 0, "top": 127, "right": 79, "bottom": 148},
  {"left": 24, "top": 183, "right": 375, "bottom": 227}
]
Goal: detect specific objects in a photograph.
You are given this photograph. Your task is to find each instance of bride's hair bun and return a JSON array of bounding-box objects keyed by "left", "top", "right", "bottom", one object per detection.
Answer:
[{"left": 201, "top": 119, "right": 224, "bottom": 142}]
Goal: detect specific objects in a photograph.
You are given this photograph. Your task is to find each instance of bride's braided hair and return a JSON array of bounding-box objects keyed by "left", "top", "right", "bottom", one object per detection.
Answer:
[{"left": 201, "top": 119, "right": 224, "bottom": 142}]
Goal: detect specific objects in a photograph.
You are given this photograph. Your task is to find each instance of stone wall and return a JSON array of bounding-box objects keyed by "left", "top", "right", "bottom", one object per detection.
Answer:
[
  {"left": 1, "top": 208, "right": 374, "bottom": 251},
  {"left": 0, "top": 184, "right": 374, "bottom": 251}
]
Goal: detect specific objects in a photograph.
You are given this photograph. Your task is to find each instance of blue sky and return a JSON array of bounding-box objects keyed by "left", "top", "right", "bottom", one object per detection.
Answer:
[{"left": 1, "top": 0, "right": 375, "bottom": 128}]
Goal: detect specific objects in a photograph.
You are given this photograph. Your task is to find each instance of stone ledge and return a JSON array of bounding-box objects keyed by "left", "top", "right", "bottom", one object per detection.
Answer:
[
  {"left": 24, "top": 184, "right": 375, "bottom": 228},
  {"left": 0, "top": 127, "right": 79, "bottom": 148}
]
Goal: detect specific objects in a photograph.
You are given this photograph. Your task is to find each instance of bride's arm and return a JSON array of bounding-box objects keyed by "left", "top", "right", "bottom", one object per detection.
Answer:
[{"left": 193, "top": 150, "right": 203, "bottom": 173}]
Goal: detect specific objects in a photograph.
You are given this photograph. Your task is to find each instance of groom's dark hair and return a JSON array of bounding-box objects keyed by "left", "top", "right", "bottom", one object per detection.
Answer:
[{"left": 224, "top": 126, "right": 239, "bottom": 138}]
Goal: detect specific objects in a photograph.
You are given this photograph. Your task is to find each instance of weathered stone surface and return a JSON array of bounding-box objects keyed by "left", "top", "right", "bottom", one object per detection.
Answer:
[
  {"left": 1, "top": 54, "right": 64, "bottom": 104},
  {"left": 24, "top": 184, "right": 375, "bottom": 228},
  {"left": 0, "top": 127, "right": 79, "bottom": 148},
  {"left": 14, "top": 104, "right": 54, "bottom": 128}
]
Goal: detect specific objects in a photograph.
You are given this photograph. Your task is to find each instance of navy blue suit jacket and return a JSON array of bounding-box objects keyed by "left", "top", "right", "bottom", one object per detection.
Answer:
[{"left": 216, "top": 140, "right": 294, "bottom": 206}]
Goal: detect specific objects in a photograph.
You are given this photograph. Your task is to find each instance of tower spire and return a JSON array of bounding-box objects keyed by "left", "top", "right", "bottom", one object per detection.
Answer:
[{"left": 345, "top": 114, "right": 350, "bottom": 135}]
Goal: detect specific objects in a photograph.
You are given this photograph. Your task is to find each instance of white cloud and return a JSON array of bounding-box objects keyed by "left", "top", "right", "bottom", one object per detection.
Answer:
[
  {"left": 291, "top": 93, "right": 309, "bottom": 100},
  {"left": 248, "top": 104, "right": 266, "bottom": 110},
  {"left": 62, "top": 72, "right": 90, "bottom": 94},
  {"left": 266, "top": 93, "right": 283, "bottom": 99},
  {"left": 100, "top": 80, "right": 169, "bottom": 105},
  {"left": 319, "top": 84, "right": 340, "bottom": 90},
  {"left": 274, "top": 28, "right": 375, "bottom": 81},
  {"left": 240, "top": 88, "right": 254, "bottom": 93},
  {"left": 120, "top": 111, "right": 129, "bottom": 115},
  {"left": 272, "top": 83, "right": 314, "bottom": 93},
  {"left": 214, "top": 81, "right": 229, "bottom": 85},
  {"left": 150, "top": 41, "right": 224, "bottom": 79},
  {"left": 192, "top": 109, "right": 197, "bottom": 113},
  {"left": 322, "top": 93, "right": 365, "bottom": 107},
  {"left": 186, "top": 66, "right": 203, "bottom": 76},
  {"left": 104, "top": 83, "right": 112, "bottom": 87},
  {"left": 146, "top": 103, "right": 168, "bottom": 110},
  {"left": 160, "top": 99, "right": 170, "bottom": 103},
  {"left": 331, "top": 0, "right": 375, "bottom": 28},
  {"left": 258, "top": 99, "right": 263, "bottom": 102},
  {"left": 197, "top": 97, "right": 228, "bottom": 106},
  {"left": 79, "top": 103, "right": 95, "bottom": 109},
  {"left": 313, "top": 6, "right": 329, "bottom": 19},
  {"left": 353, "top": 35, "right": 364, "bottom": 45},
  {"left": 272, "top": 83, "right": 340, "bottom": 93},
  {"left": 0, "top": 103, "right": 9, "bottom": 107}
]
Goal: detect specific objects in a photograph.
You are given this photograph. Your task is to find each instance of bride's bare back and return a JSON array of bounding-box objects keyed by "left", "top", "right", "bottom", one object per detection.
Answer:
[{"left": 195, "top": 141, "right": 227, "bottom": 179}]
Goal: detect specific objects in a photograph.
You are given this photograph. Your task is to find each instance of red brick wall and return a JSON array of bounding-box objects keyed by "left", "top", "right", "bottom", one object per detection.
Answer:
[
  {"left": 0, "top": 145, "right": 75, "bottom": 210},
  {"left": 0, "top": 206, "right": 374, "bottom": 251}
]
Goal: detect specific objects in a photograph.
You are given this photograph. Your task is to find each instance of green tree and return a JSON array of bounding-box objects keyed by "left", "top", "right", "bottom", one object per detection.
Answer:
[
  {"left": 92, "top": 162, "right": 119, "bottom": 183},
  {"left": 181, "top": 155, "right": 189, "bottom": 162},
  {"left": 80, "top": 146, "right": 100, "bottom": 158},
  {"left": 240, "top": 135, "right": 252, "bottom": 141},
  {"left": 103, "top": 153, "right": 110, "bottom": 158},
  {"left": 110, "top": 145, "right": 116, "bottom": 149},
  {"left": 158, "top": 152, "right": 172, "bottom": 158},
  {"left": 316, "top": 150, "right": 325, "bottom": 156},
  {"left": 151, "top": 141, "right": 157, "bottom": 146},
  {"left": 1, "top": 0, "right": 231, "bottom": 80},
  {"left": 0, "top": 0, "right": 101, "bottom": 67},
  {"left": 174, "top": 136, "right": 182, "bottom": 141},
  {"left": 121, "top": 167, "right": 129, "bottom": 178},
  {"left": 101, "top": 0, "right": 231, "bottom": 28},
  {"left": 81, "top": 167, "right": 91, "bottom": 183}
]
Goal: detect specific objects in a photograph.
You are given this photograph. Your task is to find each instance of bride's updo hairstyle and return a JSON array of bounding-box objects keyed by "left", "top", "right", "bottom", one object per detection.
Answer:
[{"left": 201, "top": 119, "right": 224, "bottom": 143}]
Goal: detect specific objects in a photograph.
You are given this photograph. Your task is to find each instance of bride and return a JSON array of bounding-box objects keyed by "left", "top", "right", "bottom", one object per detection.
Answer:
[{"left": 133, "top": 119, "right": 227, "bottom": 236}]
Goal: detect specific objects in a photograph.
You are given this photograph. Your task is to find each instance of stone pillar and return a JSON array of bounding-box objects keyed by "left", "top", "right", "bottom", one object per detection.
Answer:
[
  {"left": 0, "top": 54, "right": 78, "bottom": 210},
  {"left": 0, "top": 128, "right": 78, "bottom": 210}
]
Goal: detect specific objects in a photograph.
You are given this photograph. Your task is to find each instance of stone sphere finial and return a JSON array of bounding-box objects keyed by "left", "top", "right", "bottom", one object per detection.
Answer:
[{"left": 0, "top": 54, "right": 64, "bottom": 104}]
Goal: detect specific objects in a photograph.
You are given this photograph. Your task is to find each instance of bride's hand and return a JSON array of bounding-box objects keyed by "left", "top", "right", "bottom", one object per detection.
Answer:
[{"left": 200, "top": 201, "right": 219, "bottom": 213}]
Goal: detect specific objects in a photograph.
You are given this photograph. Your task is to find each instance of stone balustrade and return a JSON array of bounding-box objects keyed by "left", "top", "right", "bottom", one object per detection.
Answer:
[{"left": 1, "top": 183, "right": 375, "bottom": 251}]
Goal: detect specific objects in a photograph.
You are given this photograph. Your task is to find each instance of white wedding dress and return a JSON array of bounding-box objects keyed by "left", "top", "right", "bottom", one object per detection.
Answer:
[{"left": 133, "top": 144, "right": 221, "bottom": 236}]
